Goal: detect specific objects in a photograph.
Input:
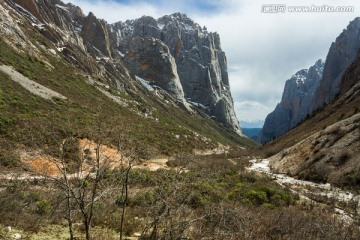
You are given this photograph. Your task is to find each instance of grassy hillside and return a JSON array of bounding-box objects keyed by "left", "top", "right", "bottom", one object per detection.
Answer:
[{"left": 0, "top": 37, "right": 257, "bottom": 167}]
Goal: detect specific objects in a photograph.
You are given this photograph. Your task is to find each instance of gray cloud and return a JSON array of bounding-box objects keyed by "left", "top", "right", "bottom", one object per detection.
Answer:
[{"left": 64, "top": 0, "right": 360, "bottom": 121}]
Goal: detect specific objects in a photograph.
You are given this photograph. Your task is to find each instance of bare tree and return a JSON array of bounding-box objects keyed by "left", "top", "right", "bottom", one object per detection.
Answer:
[
  {"left": 140, "top": 153, "right": 197, "bottom": 239},
  {"left": 119, "top": 161, "right": 131, "bottom": 240},
  {"left": 40, "top": 122, "right": 116, "bottom": 240}
]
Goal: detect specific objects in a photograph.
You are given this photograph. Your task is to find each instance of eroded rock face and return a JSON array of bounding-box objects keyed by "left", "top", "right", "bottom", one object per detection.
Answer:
[
  {"left": 111, "top": 13, "right": 241, "bottom": 133},
  {"left": 11, "top": 0, "right": 44, "bottom": 22},
  {"left": 314, "top": 17, "right": 360, "bottom": 109},
  {"left": 260, "top": 60, "right": 324, "bottom": 144},
  {"left": 120, "top": 36, "right": 185, "bottom": 103},
  {"left": 5, "top": 0, "right": 241, "bottom": 134},
  {"left": 81, "top": 12, "right": 111, "bottom": 58}
]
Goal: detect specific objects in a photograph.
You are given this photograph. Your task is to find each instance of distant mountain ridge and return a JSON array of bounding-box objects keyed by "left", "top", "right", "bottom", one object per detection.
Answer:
[
  {"left": 242, "top": 128, "right": 262, "bottom": 142},
  {"left": 264, "top": 52, "right": 360, "bottom": 189},
  {"left": 261, "top": 17, "right": 360, "bottom": 144},
  {"left": 260, "top": 17, "right": 360, "bottom": 188},
  {"left": 260, "top": 59, "right": 324, "bottom": 143}
]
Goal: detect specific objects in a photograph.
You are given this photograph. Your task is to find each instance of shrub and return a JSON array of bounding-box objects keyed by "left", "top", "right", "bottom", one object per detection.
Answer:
[
  {"left": 0, "top": 151, "right": 20, "bottom": 167},
  {"left": 62, "top": 138, "right": 81, "bottom": 172},
  {"left": 28, "top": 192, "right": 42, "bottom": 202},
  {"left": 228, "top": 184, "right": 294, "bottom": 207},
  {"left": 128, "top": 191, "right": 155, "bottom": 207},
  {"left": 115, "top": 194, "right": 126, "bottom": 207},
  {"left": 36, "top": 200, "right": 52, "bottom": 215},
  {"left": 186, "top": 191, "right": 206, "bottom": 208},
  {"left": 243, "top": 189, "right": 268, "bottom": 205},
  {"left": 344, "top": 171, "right": 360, "bottom": 186}
]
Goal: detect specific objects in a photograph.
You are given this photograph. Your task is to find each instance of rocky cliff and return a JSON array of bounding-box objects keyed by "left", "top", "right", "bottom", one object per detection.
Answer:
[
  {"left": 314, "top": 17, "right": 360, "bottom": 109},
  {"left": 260, "top": 60, "right": 324, "bottom": 144},
  {"left": 111, "top": 13, "right": 241, "bottom": 133},
  {"left": 3, "top": 0, "right": 241, "bottom": 134},
  {"left": 265, "top": 54, "right": 360, "bottom": 188},
  {"left": 261, "top": 17, "right": 360, "bottom": 144}
]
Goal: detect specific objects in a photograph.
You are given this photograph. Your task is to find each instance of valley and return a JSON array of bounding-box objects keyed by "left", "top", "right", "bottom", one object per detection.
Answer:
[{"left": 0, "top": 0, "right": 360, "bottom": 239}]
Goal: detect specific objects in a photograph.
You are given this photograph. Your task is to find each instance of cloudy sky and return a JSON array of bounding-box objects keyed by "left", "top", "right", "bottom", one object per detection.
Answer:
[{"left": 63, "top": 0, "right": 360, "bottom": 122}]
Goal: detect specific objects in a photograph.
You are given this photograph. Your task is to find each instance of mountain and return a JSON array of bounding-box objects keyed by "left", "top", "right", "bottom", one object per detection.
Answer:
[
  {"left": 260, "top": 59, "right": 324, "bottom": 144},
  {"left": 260, "top": 19, "right": 360, "bottom": 189},
  {"left": 240, "top": 119, "right": 264, "bottom": 128},
  {"left": 261, "top": 18, "right": 360, "bottom": 145},
  {"left": 242, "top": 128, "right": 262, "bottom": 142},
  {"left": 4, "top": 0, "right": 241, "bottom": 135},
  {"left": 0, "top": 0, "right": 255, "bottom": 162},
  {"left": 112, "top": 13, "right": 241, "bottom": 134},
  {"left": 264, "top": 52, "right": 360, "bottom": 189},
  {"left": 314, "top": 17, "right": 360, "bottom": 110}
]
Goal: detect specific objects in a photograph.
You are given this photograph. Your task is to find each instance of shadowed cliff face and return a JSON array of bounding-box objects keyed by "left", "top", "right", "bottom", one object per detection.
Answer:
[
  {"left": 260, "top": 60, "right": 324, "bottom": 144},
  {"left": 314, "top": 17, "right": 360, "bottom": 110},
  {"left": 111, "top": 13, "right": 241, "bottom": 134},
  {"left": 261, "top": 17, "right": 360, "bottom": 144},
  {"left": 264, "top": 54, "right": 360, "bottom": 189}
]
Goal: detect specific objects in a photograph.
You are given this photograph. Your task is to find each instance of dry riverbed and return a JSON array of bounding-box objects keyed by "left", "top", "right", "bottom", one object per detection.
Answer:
[{"left": 247, "top": 158, "right": 360, "bottom": 224}]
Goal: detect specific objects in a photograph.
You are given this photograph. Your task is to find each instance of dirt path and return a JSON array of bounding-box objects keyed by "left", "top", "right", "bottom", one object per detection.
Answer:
[{"left": 0, "top": 65, "right": 67, "bottom": 100}]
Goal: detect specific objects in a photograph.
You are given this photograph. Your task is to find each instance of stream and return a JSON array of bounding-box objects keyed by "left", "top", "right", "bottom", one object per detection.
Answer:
[{"left": 247, "top": 159, "right": 360, "bottom": 224}]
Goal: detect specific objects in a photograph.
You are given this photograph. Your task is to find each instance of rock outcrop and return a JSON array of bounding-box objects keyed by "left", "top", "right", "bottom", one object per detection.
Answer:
[
  {"left": 260, "top": 60, "right": 324, "bottom": 144},
  {"left": 111, "top": 13, "right": 241, "bottom": 133},
  {"left": 314, "top": 17, "right": 360, "bottom": 109},
  {"left": 81, "top": 12, "right": 112, "bottom": 58},
  {"left": 121, "top": 36, "right": 186, "bottom": 105}
]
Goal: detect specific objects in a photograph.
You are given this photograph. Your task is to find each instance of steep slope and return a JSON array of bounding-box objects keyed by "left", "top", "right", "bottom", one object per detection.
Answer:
[
  {"left": 0, "top": 0, "right": 255, "bottom": 167},
  {"left": 260, "top": 60, "right": 324, "bottom": 143},
  {"left": 4, "top": 0, "right": 242, "bottom": 135},
  {"left": 263, "top": 54, "right": 360, "bottom": 189},
  {"left": 314, "top": 17, "right": 360, "bottom": 109},
  {"left": 261, "top": 18, "right": 360, "bottom": 144},
  {"left": 111, "top": 13, "right": 241, "bottom": 134}
]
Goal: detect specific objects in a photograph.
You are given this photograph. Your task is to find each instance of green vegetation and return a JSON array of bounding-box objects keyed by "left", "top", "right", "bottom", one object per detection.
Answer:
[
  {"left": 0, "top": 13, "right": 357, "bottom": 239},
  {"left": 0, "top": 150, "right": 20, "bottom": 167},
  {"left": 0, "top": 39, "right": 256, "bottom": 163},
  {"left": 36, "top": 200, "right": 52, "bottom": 215},
  {"left": 0, "top": 156, "right": 357, "bottom": 239}
]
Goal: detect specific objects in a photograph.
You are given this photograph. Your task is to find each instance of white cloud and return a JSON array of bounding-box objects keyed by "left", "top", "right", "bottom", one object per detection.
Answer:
[
  {"left": 234, "top": 100, "right": 271, "bottom": 121},
  {"left": 63, "top": 0, "right": 160, "bottom": 21},
  {"left": 63, "top": 0, "right": 360, "bottom": 121}
]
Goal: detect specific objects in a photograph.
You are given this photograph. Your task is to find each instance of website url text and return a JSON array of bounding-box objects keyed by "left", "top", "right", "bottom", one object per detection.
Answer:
[{"left": 261, "top": 4, "right": 354, "bottom": 13}]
